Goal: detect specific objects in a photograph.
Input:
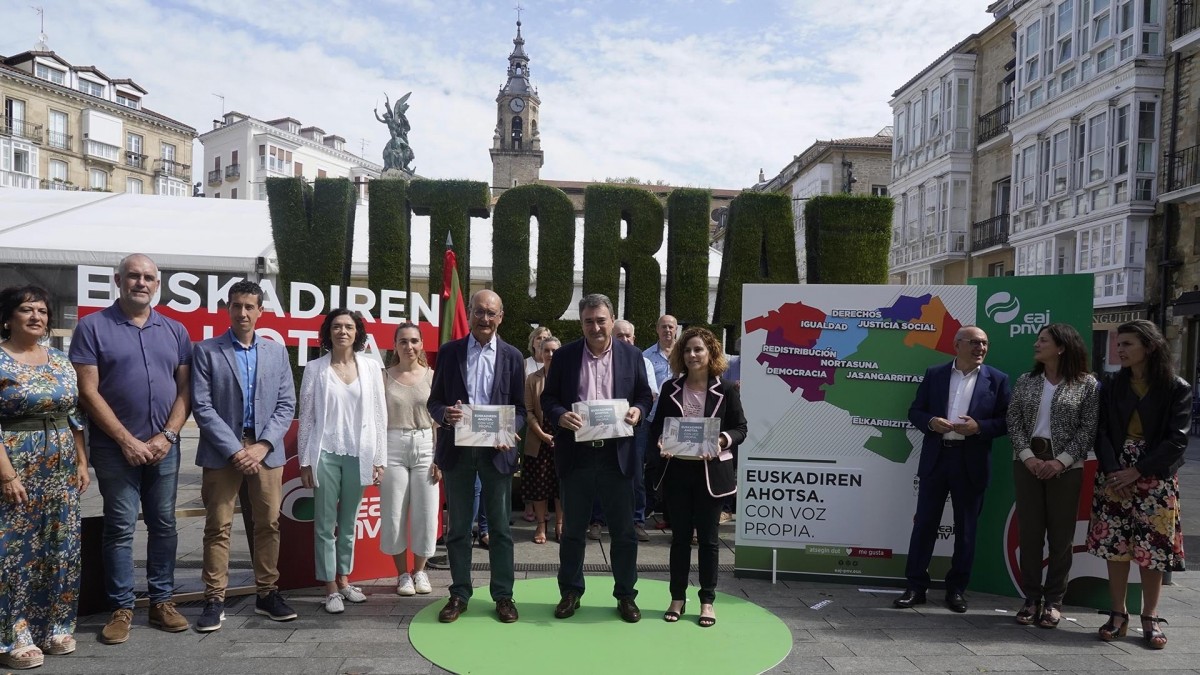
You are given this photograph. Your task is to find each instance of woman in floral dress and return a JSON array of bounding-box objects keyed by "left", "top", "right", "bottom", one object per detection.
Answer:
[
  {"left": 0, "top": 285, "right": 89, "bottom": 670},
  {"left": 1088, "top": 320, "right": 1189, "bottom": 650}
]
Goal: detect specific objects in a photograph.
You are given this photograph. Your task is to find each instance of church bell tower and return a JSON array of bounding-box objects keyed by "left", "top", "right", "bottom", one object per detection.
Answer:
[{"left": 490, "top": 18, "right": 543, "bottom": 197}]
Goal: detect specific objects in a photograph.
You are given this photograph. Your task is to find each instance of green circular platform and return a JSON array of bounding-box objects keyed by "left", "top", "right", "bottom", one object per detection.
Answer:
[{"left": 409, "top": 576, "right": 792, "bottom": 674}]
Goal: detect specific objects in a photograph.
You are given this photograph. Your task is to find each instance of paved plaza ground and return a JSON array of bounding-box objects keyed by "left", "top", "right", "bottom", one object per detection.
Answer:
[{"left": 30, "top": 430, "right": 1200, "bottom": 673}]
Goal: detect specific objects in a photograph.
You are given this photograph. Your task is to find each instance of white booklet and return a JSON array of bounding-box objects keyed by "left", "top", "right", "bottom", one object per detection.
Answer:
[
  {"left": 661, "top": 417, "right": 721, "bottom": 458},
  {"left": 572, "top": 399, "right": 634, "bottom": 442},
  {"left": 454, "top": 404, "right": 518, "bottom": 448}
]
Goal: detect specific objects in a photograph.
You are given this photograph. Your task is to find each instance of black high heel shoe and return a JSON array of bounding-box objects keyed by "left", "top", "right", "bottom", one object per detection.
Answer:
[
  {"left": 1098, "top": 610, "right": 1129, "bottom": 641},
  {"left": 1140, "top": 615, "right": 1168, "bottom": 649},
  {"left": 663, "top": 600, "right": 686, "bottom": 623},
  {"left": 698, "top": 603, "right": 716, "bottom": 628}
]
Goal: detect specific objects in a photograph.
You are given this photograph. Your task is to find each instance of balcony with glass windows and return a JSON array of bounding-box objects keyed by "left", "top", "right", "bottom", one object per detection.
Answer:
[
  {"left": 1160, "top": 143, "right": 1200, "bottom": 203},
  {"left": 976, "top": 101, "right": 1012, "bottom": 145},
  {"left": 889, "top": 231, "right": 969, "bottom": 271},
  {"left": 1171, "top": 3, "right": 1200, "bottom": 53},
  {"left": 0, "top": 164, "right": 37, "bottom": 189},
  {"left": 84, "top": 139, "right": 119, "bottom": 163},
  {"left": 258, "top": 154, "right": 292, "bottom": 176},
  {"left": 1091, "top": 267, "right": 1145, "bottom": 307},
  {"left": 207, "top": 169, "right": 222, "bottom": 186},
  {"left": 125, "top": 151, "right": 146, "bottom": 170},
  {"left": 225, "top": 163, "right": 240, "bottom": 181},
  {"left": 971, "top": 213, "right": 1010, "bottom": 250},
  {"left": 0, "top": 116, "right": 43, "bottom": 143},
  {"left": 154, "top": 158, "right": 190, "bottom": 181}
]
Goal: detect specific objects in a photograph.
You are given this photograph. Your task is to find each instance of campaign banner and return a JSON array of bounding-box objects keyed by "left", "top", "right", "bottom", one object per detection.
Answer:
[
  {"left": 735, "top": 284, "right": 975, "bottom": 581},
  {"left": 734, "top": 277, "right": 1100, "bottom": 603},
  {"left": 74, "top": 264, "right": 440, "bottom": 363},
  {"left": 971, "top": 274, "right": 1117, "bottom": 607}
]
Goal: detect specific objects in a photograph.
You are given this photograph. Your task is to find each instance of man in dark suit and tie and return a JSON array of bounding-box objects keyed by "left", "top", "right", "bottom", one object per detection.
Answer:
[
  {"left": 542, "top": 294, "right": 654, "bottom": 623},
  {"left": 428, "top": 289, "right": 526, "bottom": 624},
  {"left": 895, "top": 325, "right": 1010, "bottom": 613},
  {"left": 190, "top": 280, "right": 298, "bottom": 632}
]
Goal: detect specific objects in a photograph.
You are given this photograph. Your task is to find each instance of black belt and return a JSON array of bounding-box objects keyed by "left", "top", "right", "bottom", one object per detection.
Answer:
[
  {"left": 1031, "top": 437, "right": 1053, "bottom": 458},
  {"left": 242, "top": 427, "right": 256, "bottom": 441},
  {"left": 0, "top": 413, "right": 72, "bottom": 433},
  {"left": 588, "top": 440, "right": 607, "bottom": 447},
  {"left": 941, "top": 439, "right": 965, "bottom": 448}
]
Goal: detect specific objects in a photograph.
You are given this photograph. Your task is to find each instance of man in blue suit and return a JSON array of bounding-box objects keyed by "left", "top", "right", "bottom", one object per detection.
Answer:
[
  {"left": 542, "top": 294, "right": 654, "bottom": 623},
  {"left": 896, "top": 325, "right": 1010, "bottom": 613},
  {"left": 191, "top": 280, "right": 297, "bottom": 632},
  {"left": 428, "top": 289, "right": 526, "bottom": 624}
]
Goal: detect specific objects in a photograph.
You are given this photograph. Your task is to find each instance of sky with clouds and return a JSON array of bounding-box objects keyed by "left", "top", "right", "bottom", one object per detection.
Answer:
[{"left": 1, "top": 0, "right": 996, "bottom": 190}]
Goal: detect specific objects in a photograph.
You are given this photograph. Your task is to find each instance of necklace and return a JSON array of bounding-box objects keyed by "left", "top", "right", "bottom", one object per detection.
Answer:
[{"left": 331, "top": 359, "right": 358, "bottom": 384}]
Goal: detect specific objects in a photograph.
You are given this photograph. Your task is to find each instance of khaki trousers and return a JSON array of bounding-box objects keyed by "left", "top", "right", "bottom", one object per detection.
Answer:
[
  {"left": 201, "top": 462, "right": 283, "bottom": 600},
  {"left": 1012, "top": 443, "right": 1083, "bottom": 605}
]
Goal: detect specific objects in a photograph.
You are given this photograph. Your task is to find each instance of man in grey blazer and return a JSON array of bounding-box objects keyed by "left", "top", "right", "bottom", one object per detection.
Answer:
[{"left": 191, "top": 280, "right": 297, "bottom": 632}]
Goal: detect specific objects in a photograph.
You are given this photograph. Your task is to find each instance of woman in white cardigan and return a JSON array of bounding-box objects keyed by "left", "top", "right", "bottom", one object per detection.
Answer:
[{"left": 298, "top": 309, "right": 386, "bottom": 614}]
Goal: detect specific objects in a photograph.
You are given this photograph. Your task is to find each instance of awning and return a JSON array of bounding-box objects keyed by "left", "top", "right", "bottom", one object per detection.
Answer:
[{"left": 1172, "top": 290, "right": 1200, "bottom": 317}]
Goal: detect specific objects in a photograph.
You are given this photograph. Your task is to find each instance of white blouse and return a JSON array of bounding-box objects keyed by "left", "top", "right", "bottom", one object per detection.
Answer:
[
  {"left": 321, "top": 368, "right": 363, "bottom": 457},
  {"left": 297, "top": 353, "right": 387, "bottom": 488},
  {"left": 1031, "top": 378, "right": 1058, "bottom": 441}
]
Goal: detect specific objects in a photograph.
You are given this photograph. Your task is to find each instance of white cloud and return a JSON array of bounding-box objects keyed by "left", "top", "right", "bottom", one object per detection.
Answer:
[{"left": 1, "top": 0, "right": 995, "bottom": 190}]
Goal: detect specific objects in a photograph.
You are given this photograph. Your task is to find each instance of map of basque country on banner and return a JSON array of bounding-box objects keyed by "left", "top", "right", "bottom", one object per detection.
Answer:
[{"left": 736, "top": 284, "right": 975, "bottom": 581}]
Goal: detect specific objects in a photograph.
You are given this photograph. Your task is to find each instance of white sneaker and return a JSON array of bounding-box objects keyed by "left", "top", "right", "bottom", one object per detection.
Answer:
[
  {"left": 396, "top": 574, "right": 416, "bottom": 597},
  {"left": 324, "top": 593, "right": 345, "bottom": 614},
  {"left": 339, "top": 584, "right": 367, "bottom": 603},
  {"left": 413, "top": 571, "right": 432, "bottom": 595}
]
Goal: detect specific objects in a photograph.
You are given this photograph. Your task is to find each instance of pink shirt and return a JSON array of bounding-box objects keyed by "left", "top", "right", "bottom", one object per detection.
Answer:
[{"left": 578, "top": 340, "right": 614, "bottom": 401}]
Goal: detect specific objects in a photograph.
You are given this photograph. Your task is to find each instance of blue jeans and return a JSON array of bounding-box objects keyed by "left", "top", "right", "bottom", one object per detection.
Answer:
[{"left": 90, "top": 444, "right": 181, "bottom": 608}]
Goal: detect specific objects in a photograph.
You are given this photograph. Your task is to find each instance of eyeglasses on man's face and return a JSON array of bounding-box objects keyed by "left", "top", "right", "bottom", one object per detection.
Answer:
[{"left": 472, "top": 308, "right": 501, "bottom": 320}]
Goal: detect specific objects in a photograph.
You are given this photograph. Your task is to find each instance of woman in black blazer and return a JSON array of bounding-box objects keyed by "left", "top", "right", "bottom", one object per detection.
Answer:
[
  {"left": 650, "top": 327, "right": 747, "bottom": 628},
  {"left": 1087, "top": 320, "right": 1189, "bottom": 649}
]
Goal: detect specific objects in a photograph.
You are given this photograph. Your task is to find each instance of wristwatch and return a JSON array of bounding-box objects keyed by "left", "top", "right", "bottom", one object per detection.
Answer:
[{"left": 162, "top": 429, "right": 180, "bottom": 445}]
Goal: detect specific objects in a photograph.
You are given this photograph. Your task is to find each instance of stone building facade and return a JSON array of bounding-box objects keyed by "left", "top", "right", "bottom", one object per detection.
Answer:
[
  {"left": 755, "top": 131, "right": 894, "bottom": 281},
  {"left": 0, "top": 49, "right": 195, "bottom": 196}
]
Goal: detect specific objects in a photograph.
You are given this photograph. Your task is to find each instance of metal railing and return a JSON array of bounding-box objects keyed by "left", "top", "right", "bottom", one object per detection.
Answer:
[
  {"left": 207, "top": 169, "right": 222, "bottom": 185},
  {"left": 125, "top": 151, "right": 146, "bottom": 169},
  {"left": 225, "top": 163, "right": 240, "bottom": 180},
  {"left": 1164, "top": 143, "right": 1200, "bottom": 193},
  {"left": 1179, "top": 3, "right": 1200, "bottom": 40},
  {"left": 0, "top": 115, "right": 43, "bottom": 142},
  {"left": 971, "top": 213, "right": 1010, "bottom": 249},
  {"left": 976, "top": 101, "right": 1012, "bottom": 144},
  {"left": 46, "top": 131, "right": 71, "bottom": 150},
  {"left": 41, "top": 178, "right": 81, "bottom": 191},
  {"left": 155, "top": 158, "right": 190, "bottom": 180}
]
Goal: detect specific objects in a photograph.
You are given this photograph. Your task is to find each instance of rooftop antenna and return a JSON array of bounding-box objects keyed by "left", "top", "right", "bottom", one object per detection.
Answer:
[
  {"left": 359, "top": 137, "right": 370, "bottom": 157},
  {"left": 32, "top": 6, "right": 48, "bottom": 50},
  {"left": 212, "top": 93, "right": 225, "bottom": 117}
]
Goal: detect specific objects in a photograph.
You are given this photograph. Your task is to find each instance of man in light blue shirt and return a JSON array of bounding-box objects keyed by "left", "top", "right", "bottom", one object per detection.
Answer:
[{"left": 642, "top": 315, "right": 677, "bottom": 527}]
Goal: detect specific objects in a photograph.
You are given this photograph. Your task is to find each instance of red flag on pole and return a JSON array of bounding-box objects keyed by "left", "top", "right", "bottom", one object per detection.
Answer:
[{"left": 440, "top": 234, "right": 469, "bottom": 345}]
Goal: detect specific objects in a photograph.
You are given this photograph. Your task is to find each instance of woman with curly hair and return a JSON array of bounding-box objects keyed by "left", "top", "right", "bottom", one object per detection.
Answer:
[
  {"left": 0, "top": 286, "right": 88, "bottom": 670},
  {"left": 298, "top": 309, "right": 386, "bottom": 614}
]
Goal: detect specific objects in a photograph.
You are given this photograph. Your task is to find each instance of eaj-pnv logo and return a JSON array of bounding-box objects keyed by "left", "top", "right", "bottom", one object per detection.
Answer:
[{"left": 984, "top": 292, "right": 1050, "bottom": 337}]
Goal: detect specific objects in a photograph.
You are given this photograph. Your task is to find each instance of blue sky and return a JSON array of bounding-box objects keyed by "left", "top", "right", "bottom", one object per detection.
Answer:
[{"left": 1, "top": 1, "right": 995, "bottom": 188}]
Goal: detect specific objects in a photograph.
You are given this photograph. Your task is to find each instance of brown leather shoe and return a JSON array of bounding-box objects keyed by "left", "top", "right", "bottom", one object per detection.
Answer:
[
  {"left": 149, "top": 601, "right": 189, "bottom": 632},
  {"left": 496, "top": 598, "right": 519, "bottom": 623},
  {"left": 438, "top": 596, "right": 468, "bottom": 623},
  {"left": 554, "top": 592, "right": 581, "bottom": 619},
  {"left": 617, "top": 597, "right": 641, "bottom": 623},
  {"left": 100, "top": 608, "right": 134, "bottom": 644}
]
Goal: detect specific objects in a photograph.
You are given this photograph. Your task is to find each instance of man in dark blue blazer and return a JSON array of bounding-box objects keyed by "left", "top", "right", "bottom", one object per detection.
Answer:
[
  {"left": 427, "top": 289, "right": 526, "bottom": 624},
  {"left": 897, "top": 325, "right": 1010, "bottom": 613},
  {"left": 542, "top": 294, "right": 654, "bottom": 623},
  {"left": 191, "top": 280, "right": 297, "bottom": 631}
]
